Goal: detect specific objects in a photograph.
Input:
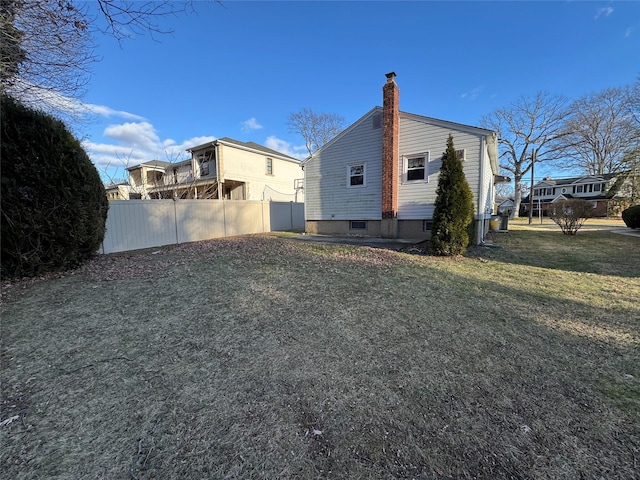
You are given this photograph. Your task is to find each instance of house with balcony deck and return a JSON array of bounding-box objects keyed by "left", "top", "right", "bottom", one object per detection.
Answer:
[{"left": 125, "top": 138, "right": 304, "bottom": 202}]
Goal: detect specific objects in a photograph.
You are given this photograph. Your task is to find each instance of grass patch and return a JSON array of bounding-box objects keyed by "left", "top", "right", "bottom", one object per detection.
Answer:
[{"left": 1, "top": 229, "right": 639, "bottom": 479}]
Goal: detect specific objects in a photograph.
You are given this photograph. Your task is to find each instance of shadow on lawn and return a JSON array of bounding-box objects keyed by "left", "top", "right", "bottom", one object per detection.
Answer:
[{"left": 470, "top": 229, "right": 638, "bottom": 278}]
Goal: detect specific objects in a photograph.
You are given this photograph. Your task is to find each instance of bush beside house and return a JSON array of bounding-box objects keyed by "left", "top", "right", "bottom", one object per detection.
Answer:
[
  {"left": 431, "top": 135, "right": 475, "bottom": 255},
  {"left": 1, "top": 95, "right": 108, "bottom": 278},
  {"left": 622, "top": 205, "right": 640, "bottom": 229}
]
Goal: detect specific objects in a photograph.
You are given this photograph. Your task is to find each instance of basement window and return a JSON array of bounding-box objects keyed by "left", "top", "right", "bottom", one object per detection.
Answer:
[{"left": 350, "top": 221, "right": 367, "bottom": 230}]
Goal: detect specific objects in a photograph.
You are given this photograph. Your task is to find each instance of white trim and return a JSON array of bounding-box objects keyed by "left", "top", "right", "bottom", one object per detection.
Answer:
[
  {"left": 402, "top": 152, "right": 429, "bottom": 184},
  {"left": 347, "top": 162, "right": 366, "bottom": 188}
]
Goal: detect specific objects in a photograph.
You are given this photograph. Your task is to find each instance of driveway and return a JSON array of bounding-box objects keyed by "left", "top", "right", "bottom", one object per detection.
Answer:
[{"left": 611, "top": 228, "right": 640, "bottom": 237}]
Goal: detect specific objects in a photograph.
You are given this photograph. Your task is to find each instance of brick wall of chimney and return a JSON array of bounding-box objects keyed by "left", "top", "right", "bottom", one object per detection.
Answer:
[{"left": 382, "top": 73, "right": 399, "bottom": 219}]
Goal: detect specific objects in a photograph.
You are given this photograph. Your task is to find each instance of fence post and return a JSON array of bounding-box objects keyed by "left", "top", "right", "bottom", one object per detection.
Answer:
[{"left": 173, "top": 199, "right": 179, "bottom": 245}]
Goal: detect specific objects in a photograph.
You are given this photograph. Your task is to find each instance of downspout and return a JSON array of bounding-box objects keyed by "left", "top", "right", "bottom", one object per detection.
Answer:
[{"left": 478, "top": 136, "right": 486, "bottom": 245}]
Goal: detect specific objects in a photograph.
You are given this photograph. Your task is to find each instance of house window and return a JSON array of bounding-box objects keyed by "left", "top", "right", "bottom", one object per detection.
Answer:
[
  {"left": 423, "top": 220, "right": 433, "bottom": 231},
  {"left": 576, "top": 185, "right": 584, "bottom": 193},
  {"left": 266, "top": 158, "right": 273, "bottom": 175},
  {"left": 456, "top": 149, "right": 465, "bottom": 162},
  {"left": 350, "top": 221, "right": 367, "bottom": 230},
  {"left": 594, "top": 183, "right": 602, "bottom": 192},
  {"left": 404, "top": 153, "right": 428, "bottom": 182},
  {"left": 348, "top": 163, "right": 365, "bottom": 187}
]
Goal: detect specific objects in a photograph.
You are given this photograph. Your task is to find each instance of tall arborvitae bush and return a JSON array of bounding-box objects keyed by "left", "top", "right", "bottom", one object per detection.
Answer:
[
  {"left": 1, "top": 95, "right": 108, "bottom": 278},
  {"left": 431, "top": 134, "right": 475, "bottom": 255}
]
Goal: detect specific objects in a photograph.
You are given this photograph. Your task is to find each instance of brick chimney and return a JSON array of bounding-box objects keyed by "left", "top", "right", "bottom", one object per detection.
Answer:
[{"left": 381, "top": 72, "right": 399, "bottom": 237}]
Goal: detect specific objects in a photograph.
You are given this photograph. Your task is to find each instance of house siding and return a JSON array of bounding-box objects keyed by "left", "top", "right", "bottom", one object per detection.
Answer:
[
  {"left": 219, "top": 144, "right": 302, "bottom": 201},
  {"left": 397, "top": 115, "right": 483, "bottom": 220},
  {"left": 304, "top": 110, "right": 383, "bottom": 221}
]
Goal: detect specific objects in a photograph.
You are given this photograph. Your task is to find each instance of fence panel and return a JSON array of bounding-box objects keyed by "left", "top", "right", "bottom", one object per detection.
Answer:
[
  {"left": 175, "top": 200, "right": 226, "bottom": 243},
  {"left": 102, "top": 200, "right": 304, "bottom": 254},
  {"left": 269, "top": 201, "right": 305, "bottom": 231},
  {"left": 224, "top": 201, "right": 268, "bottom": 237},
  {"left": 101, "top": 200, "right": 177, "bottom": 254}
]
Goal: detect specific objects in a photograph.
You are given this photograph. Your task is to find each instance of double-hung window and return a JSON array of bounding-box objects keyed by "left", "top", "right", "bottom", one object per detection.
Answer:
[
  {"left": 266, "top": 158, "right": 273, "bottom": 175},
  {"left": 348, "top": 163, "right": 365, "bottom": 187},
  {"left": 404, "top": 153, "right": 429, "bottom": 182}
]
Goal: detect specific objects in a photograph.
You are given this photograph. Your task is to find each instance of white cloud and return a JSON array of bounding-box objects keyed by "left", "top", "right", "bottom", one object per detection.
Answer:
[
  {"left": 595, "top": 7, "right": 614, "bottom": 19},
  {"left": 241, "top": 117, "right": 263, "bottom": 132},
  {"left": 8, "top": 79, "right": 146, "bottom": 122},
  {"left": 82, "top": 103, "right": 146, "bottom": 121},
  {"left": 264, "top": 136, "right": 308, "bottom": 160},
  {"left": 461, "top": 85, "right": 485, "bottom": 101},
  {"left": 85, "top": 120, "right": 215, "bottom": 182}
]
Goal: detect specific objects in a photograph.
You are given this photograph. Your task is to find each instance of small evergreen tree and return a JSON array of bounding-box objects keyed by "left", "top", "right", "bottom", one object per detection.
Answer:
[
  {"left": 1, "top": 95, "right": 109, "bottom": 278},
  {"left": 431, "top": 135, "right": 475, "bottom": 255}
]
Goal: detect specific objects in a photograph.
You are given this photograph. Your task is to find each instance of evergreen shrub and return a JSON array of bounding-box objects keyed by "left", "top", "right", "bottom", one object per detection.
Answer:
[
  {"left": 622, "top": 204, "right": 640, "bottom": 229},
  {"left": 431, "top": 135, "right": 475, "bottom": 255},
  {"left": 1, "top": 95, "right": 108, "bottom": 278}
]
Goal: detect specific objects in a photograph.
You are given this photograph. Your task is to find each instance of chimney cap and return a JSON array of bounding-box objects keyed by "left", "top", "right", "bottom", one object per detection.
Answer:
[{"left": 385, "top": 71, "right": 397, "bottom": 81}]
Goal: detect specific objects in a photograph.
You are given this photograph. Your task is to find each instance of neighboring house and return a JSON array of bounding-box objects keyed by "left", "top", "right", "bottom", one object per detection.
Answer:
[
  {"left": 302, "top": 72, "right": 502, "bottom": 244},
  {"left": 105, "top": 182, "right": 131, "bottom": 200},
  {"left": 126, "top": 138, "right": 304, "bottom": 201},
  {"left": 497, "top": 197, "right": 515, "bottom": 216},
  {"left": 520, "top": 173, "right": 632, "bottom": 217}
]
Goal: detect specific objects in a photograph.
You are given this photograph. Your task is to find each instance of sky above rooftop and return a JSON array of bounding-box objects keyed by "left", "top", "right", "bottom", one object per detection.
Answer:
[{"left": 70, "top": 1, "right": 639, "bottom": 184}]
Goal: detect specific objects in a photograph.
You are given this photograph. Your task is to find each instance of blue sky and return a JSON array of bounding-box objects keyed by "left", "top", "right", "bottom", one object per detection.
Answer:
[{"left": 73, "top": 1, "right": 639, "bottom": 184}]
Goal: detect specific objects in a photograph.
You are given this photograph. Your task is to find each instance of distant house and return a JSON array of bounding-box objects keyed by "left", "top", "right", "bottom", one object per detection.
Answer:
[
  {"left": 125, "top": 138, "right": 304, "bottom": 202},
  {"left": 497, "top": 198, "right": 515, "bottom": 216},
  {"left": 520, "top": 173, "right": 633, "bottom": 217},
  {"left": 105, "top": 182, "right": 131, "bottom": 200},
  {"left": 302, "top": 72, "right": 505, "bottom": 244}
]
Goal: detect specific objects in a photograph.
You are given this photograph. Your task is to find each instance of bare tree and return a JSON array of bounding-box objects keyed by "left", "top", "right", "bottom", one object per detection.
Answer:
[
  {"left": 559, "top": 86, "right": 639, "bottom": 175},
  {"left": 1, "top": 0, "right": 210, "bottom": 114},
  {"left": 481, "top": 91, "right": 572, "bottom": 217},
  {"left": 1, "top": 0, "right": 95, "bottom": 103},
  {"left": 627, "top": 76, "right": 640, "bottom": 128},
  {"left": 287, "top": 108, "right": 345, "bottom": 156}
]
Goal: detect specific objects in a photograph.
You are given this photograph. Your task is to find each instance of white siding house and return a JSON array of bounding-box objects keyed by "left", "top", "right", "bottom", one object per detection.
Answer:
[
  {"left": 126, "top": 138, "right": 304, "bottom": 202},
  {"left": 303, "top": 73, "right": 500, "bottom": 244}
]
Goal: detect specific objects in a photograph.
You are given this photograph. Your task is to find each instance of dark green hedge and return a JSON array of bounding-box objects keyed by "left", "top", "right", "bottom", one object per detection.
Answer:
[
  {"left": 1, "top": 95, "right": 108, "bottom": 278},
  {"left": 622, "top": 204, "right": 640, "bottom": 229}
]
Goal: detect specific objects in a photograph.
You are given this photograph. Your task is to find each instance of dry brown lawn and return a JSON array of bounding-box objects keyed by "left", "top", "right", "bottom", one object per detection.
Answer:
[{"left": 1, "top": 224, "right": 639, "bottom": 479}]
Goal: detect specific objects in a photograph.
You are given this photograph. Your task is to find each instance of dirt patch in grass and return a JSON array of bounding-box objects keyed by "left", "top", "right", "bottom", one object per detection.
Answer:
[{"left": 1, "top": 233, "right": 639, "bottom": 479}]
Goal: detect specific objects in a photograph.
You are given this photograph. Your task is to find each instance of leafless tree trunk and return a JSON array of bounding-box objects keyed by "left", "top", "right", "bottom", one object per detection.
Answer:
[
  {"left": 287, "top": 108, "right": 345, "bottom": 156},
  {"left": 481, "top": 92, "right": 571, "bottom": 217}
]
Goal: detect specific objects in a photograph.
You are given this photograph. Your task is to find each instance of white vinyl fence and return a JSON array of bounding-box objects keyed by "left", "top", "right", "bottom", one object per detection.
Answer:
[{"left": 101, "top": 200, "right": 304, "bottom": 254}]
